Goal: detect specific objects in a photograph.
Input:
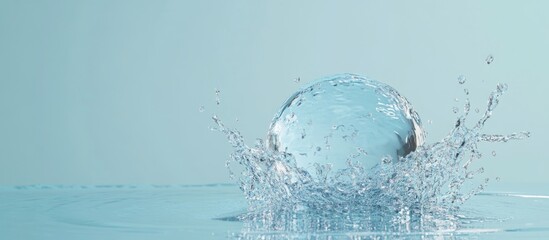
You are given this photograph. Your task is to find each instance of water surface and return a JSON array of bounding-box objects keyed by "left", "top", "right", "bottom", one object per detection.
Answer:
[{"left": 1, "top": 184, "right": 548, "bottom": 239}]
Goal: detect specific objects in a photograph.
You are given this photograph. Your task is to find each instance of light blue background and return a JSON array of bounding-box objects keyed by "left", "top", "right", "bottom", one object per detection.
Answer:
[{"left": 0, "top": 1, "right": 546, "bottom": 185}]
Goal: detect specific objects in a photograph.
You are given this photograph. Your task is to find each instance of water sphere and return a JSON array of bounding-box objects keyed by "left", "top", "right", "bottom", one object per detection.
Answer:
[{"left": 266, "top": 73, "right": 425, "bottom": 176}]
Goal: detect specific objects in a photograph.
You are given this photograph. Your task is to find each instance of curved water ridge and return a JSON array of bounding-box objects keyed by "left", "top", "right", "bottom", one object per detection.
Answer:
[{"left": 212, "top": 73, "right": 529, "bottom": 232}]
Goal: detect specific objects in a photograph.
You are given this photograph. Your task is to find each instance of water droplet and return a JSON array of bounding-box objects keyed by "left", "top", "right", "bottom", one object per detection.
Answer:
[
  {"left": 464, "top": 101, "right": 471, "bottom": 113},
  {"left": 485, "top": 54, "right": 494, "bottom": 65},
  {"left": 465, "top": 172, "right": 474, "bottom": 179},
  {"left": 458, "top": 75, "right": 467, "bottom": 84},
  {"left": 497, "top": 83, "right": 508, "bottom": 92},
  {"left": 215, "top": 88, "right": 221, "bottom": 105},
  {"left": 475, "top": 108, "right": 480, "bottom": 113},
  {"left": 491, "top": 150, "right": 496, "bottom": 156},
  {"left": 496, "top": 177, "right": 501, "bottom": 182},
  {"left": 294, "top": 77, "right": 301, "bottom": 83},
  {"left": 454, "top": 98, "right": 459, "bottom": 102},
  {"left": 356, "top": 147, "right": 368, "bottom": 156},
  {"left": 452, "top": 107, "right": 459, "bottom": 114},
  {"left": 198, "top": 106, "right": 205, "bottom": 112},
  {"left": 427, "top": 120, "right": 433, "bottom": 124},
  {"left": 382, "top": 155, "right": 393, "bottom": 164},
  {"left": 464, "top": 88, "right": 469, "bottom": 95}
]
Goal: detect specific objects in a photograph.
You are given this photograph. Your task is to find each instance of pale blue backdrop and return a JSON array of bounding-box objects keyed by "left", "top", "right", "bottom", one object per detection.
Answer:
[{"left": 0, "top": 1, "right": 546, "bottom": 185}]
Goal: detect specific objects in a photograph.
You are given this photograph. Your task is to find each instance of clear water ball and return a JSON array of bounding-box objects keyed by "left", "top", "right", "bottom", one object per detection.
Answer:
[{"left": 266, "top": 73, "right": 425, "bottom": 176}]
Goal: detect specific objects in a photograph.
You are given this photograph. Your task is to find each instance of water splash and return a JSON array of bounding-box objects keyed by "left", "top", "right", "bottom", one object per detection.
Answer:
[
  {"left": 486, "top": 55, "right": 494, "bottom": 65},
  {"left": 212, "top": 73, "right": 528, "bottom": 235}
]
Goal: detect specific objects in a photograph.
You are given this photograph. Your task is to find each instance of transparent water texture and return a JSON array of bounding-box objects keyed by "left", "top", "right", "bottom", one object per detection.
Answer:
[
  {"left": 1, "top": 74, "right": 539, "bottom": 239},
  {"left": 213, "top": 73, "right": 530, "bottom": 235},
  {"left": 266, "top": 74, "right": 424, "bottom": 176},
  {"left": 1, "top": 184, "right": 549, "bottom": 239}
]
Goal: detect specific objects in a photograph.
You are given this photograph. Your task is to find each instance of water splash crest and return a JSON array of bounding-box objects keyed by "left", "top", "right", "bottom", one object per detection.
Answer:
[{"left": 211, "top": 74, "right": 529, "bottom": 235}]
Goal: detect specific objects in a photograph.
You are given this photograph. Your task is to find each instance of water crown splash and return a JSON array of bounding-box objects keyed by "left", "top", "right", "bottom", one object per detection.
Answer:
[{"left": 211, "top": 73, "right": 529, "bottom": 235}]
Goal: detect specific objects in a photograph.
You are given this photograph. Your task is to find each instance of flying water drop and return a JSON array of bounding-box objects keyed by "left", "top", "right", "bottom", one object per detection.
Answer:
[
  {"left": 215, "top": 88, "right": 221, "bottom": 105},
  {"left": 486, "top": 55, "right": 494, "bottom": 65},
  {"left": 458, "top": 75, "right": 467, "bottom": 84}
]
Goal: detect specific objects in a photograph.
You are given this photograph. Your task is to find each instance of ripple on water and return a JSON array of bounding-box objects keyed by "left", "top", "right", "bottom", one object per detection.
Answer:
[{"left": 1, "top": 185, "right": 549, "bottom": 239}]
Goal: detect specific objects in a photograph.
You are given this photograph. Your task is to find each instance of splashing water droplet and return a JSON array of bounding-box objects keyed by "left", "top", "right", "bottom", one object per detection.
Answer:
[
  {"left": 458, "top": 75, "right": 467, "bottom": 84},
  {"left": 266, "top": 74, "right": 424, "bottom": 176},
  {"left": 215, "top": 88, "right": 221, "bottom": 105},
  {"left": 294, "top": 77, "right": 301, "bottom": 83},
  {"left": 357, "top": 147, "right": 368, "bottom": 156},
  {"left": 486, "top": 55, "right": 494, "bottom": 65},
  {"left": 381, "top": 155, "right": 393, "bottom": 164},
  {"left": 492, "top": 150, "right": 497, "bottom": 156},
  {"left": 198, "top": 106, "right": 205, "bottom": 113},
  {"left": 452, "top": 107, "right": 459, "bottom": 114}
]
